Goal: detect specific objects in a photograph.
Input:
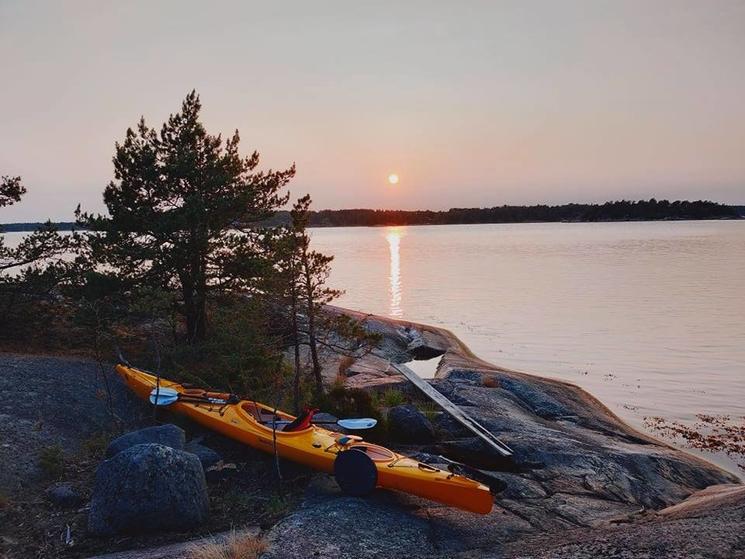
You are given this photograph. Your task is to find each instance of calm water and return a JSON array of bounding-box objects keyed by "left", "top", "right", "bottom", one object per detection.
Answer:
[{"left": 310, "top": 221, "right": 745, "bottom": 474}]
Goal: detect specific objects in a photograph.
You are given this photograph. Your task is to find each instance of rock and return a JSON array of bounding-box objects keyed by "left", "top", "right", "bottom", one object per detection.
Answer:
[
  {"left": 441, "top": 369, "right": 483, "bottom": 385},
  {"left": 45, "top": 482, "right": 85, "bottom": 508},
  {"left": 313, "top": 412, "right": 339, "bottom": 424},
  {"left": 105, "top": 424, "right": 185, "bottom": 458},
  {"left": 88, "top": 443, "right": 209, "bottom": 536},
  {"left": 265, "top": 479, "right": 437, "bottom": 559},
  {"left": 437, "top": 437, "right": 516, "bottom": 470},
  {"left": 184, "top": 441, "right": 222, "bottom": 469},
  {"left": 344, "top": 373, "right": 408, "bottom": 393},
  {"left": 205, "top": 461, "right": 240, "bottom": 483},
  {"left": 433, "top": 411, "right": 472, "bottom": 439},
  {"left": 387, "top": 404, "right": 435, "bottom": 443},
  {"left": 343, "top": 354, "right": 395, "bottom": 377},
  {"left": 0, "top": 354, "right": 144, "bottom": 494},
  {"left": 401, "top": 326, "right": 449, "bottom": 360},
  {"left": 504, "top": 484, "right": 745, "bottom": 559},
  {"left": 497, "top": 376, "right": 570, "bottom": 419}
]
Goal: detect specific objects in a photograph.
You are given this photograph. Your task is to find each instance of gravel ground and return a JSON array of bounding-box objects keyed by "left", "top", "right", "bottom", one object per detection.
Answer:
[{"left": 0, "top": 352, "right": 146, "bottom": 493}]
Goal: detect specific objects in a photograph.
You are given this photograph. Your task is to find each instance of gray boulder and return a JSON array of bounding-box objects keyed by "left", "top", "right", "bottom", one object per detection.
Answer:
[
  {"left": 88, "top": 443, "right": 209, "bottom": 536},
  {"left": 185, "top": 440, "right": 222, "bottom": 469},
  {"left": 45, "top": 482, "right": 85, "bottom": 508},
  {"left": 105, "top": 424, "right": 185, "bottom": 458},
  {"left": 265, "top": 479, "right": 437, "bottom": 559},
  {"left": 388, "top": 404, "right": 435, "bottom": 443}
]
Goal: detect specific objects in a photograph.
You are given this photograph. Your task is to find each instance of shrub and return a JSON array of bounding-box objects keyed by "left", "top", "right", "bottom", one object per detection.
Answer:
[
  {"left": 381, "top": 388, "right": 405, "bottom": 408},
  {"left": 38, "top": 445, "right": 64, "bottom": 479},
  {"left": 81, "top": 432, "right": 112, "bottom": 460},
  {"left": 337, "top": 355, "right": 355, "bottom": 377},
  {"left": 416, "top": 400, "right": 440, "bottom": 422},
  {"left": 315, "top": 385, "right": 379, "bottom": 420},
  {"left": 264, "top": 494, "right": 290, "bottom": 517}
]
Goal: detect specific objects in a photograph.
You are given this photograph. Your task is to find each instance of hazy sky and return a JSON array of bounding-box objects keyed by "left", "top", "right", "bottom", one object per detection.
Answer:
[{"left": 1, "top": 1, "right": 744, "bottom": 221}]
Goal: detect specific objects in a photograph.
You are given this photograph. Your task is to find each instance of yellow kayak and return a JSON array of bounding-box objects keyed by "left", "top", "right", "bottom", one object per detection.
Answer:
[{"left": 115, "top": 364, "right": 493, "bottom": 514}]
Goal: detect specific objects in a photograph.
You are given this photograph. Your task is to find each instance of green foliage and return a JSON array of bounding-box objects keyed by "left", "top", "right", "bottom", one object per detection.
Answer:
[
  {"left": 0, "top": 176, "right": 85, "bottom": 346},
  {"left": 380, "top": 388, "right": 405, "bottom": 408},
  {"left": 81, "top": 432, "right": 113, "bottom": 460},
  {"left": 0, "top": 175, "right": 26, "bottom": 208},
  {"left": 264, "top": 494, "right": 291, "bottom": 517},
  {"left": 315, "top": 385, "right": 380, "bottom": 421},
  {"left": 38, "top": 445, "right": 64, "bottom": 479},
  {"left": 416, "top": 400, "right": 440, "bottom": 422},
  {"left": 167, "top": 296, "right": 287, "bottom": 400},
  {"left": 266, "top": 194, "right": 344, "bottom": 407},
  {"left": 77, "top": 91, "right": 294, "bottom": 343}
]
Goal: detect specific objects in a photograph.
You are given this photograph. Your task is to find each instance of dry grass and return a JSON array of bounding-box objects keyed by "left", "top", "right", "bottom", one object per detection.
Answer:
[
  {"left": 337, "top": 355, "right": 355, "bottom": 377},
  {"left": 186, "top": 529, "right": 267, "bottom": 559}
]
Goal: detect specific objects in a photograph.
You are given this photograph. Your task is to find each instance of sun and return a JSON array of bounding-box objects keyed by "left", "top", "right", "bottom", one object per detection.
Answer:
[{"left": 388, "top": 173, "right": 399, "bottom": 185}]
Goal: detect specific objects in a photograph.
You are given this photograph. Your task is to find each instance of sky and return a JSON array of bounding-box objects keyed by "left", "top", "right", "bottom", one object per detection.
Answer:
[{"left": 1, "top": 0, "right": 744, "bottom": 221}]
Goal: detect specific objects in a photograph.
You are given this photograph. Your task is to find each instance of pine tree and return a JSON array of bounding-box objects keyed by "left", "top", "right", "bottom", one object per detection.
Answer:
[
  {"left": 77, "top": 91, "right": 294, "bottom": 342},
  {"left": 292, "top": 195, "right": 342, "bottom": 395}
]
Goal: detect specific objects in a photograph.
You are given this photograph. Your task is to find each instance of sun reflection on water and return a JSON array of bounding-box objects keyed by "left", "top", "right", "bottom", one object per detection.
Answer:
[{"left": 386, "top": 227, "right": 403, "bottom": 318}]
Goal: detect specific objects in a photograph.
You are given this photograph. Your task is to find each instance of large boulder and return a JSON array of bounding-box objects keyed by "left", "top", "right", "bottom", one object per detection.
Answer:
[
  {"left": 105, "top": 424, "right": 185, "bottom": 458},
  {"left": 185, "top": 440, "right": 222, "bottom": 469},
  {"left": 88, "top": 443, "right": 209, "bottom": 536},
  {"left": 387, "top": 404, "right": 435, "bottom": 443},
  {"left": 265, "top": 478, "right": 437, "bottom": 559},
  {"left": 45, "top": 482, "right": 85, "bottom": 508}
]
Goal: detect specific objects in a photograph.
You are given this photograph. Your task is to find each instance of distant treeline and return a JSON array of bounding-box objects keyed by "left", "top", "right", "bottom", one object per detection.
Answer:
[
  {"left": 1, "top": 200, "right": 741, "bottom": 232},
  {"left": 0, "top": 221, "right": 81, "bottom": 232},
  {"left": 302, "top": 199, "right": 741, "bottom": 227}
]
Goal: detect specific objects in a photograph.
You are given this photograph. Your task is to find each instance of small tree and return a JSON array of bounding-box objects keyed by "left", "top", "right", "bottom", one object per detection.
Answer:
[
  {"left": 265, "top": 195, "right": 342, "bottom": 406},
  {"left": 1, "top": 176, "right": 79, "bottom": 341},
  {"left": 78, "top": 91, "right": 294, "bottom": 343},
  {"left": 1, "top": 176, "right": 72, "bottom": 274},
  {"left": 291, "top": 195, "right": 342, "bottom": 395},
  {"left": 266, "top": 222, "right": 304, "bottom": 411}
]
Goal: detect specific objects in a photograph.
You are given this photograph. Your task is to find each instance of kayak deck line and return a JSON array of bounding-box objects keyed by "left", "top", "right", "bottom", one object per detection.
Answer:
[
  {"left": 392, "top": 363, "right": 514, "bottom": 459},
  {"left": 114, "top": 363, "right": 494, "bottom": 514}
]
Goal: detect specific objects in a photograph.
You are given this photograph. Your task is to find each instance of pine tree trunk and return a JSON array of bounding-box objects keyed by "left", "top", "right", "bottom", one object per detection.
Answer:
[
  {"left": 303, "top": 268, "right": 323, "bottom": 396},
  {"left": 183, "top": 285, "right": 207, "bottom": 343},
  {"left": 291, "top": 286, "right": 301, "bottom": 413}
]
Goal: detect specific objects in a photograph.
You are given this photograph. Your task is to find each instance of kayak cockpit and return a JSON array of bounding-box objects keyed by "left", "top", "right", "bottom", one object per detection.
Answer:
[
  {"left": 350, "top": 443, "right": 395, "bottom": 462},
  {"left": 239, "top": 402, "right": 309, "bottom": 433}
]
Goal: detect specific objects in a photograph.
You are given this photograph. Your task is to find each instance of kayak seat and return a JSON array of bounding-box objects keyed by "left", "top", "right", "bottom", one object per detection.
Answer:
[{"left": 283, "top": 407, "right": 318, "bottom": 432}]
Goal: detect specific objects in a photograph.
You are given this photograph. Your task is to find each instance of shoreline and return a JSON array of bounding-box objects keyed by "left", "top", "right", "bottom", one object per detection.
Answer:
[{"left": 1, "top": 307, "right": 743, "bottom": 558}]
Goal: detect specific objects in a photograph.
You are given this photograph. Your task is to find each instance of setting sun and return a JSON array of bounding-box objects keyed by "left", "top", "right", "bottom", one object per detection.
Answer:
[{"left": 387, "top": 173, "right": 399, "bottom": 185}]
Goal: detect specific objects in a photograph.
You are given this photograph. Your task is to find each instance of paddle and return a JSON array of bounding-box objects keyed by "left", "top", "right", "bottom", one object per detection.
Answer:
[{"left": 148, "top": 388, "right": 378, "bottom": 430}]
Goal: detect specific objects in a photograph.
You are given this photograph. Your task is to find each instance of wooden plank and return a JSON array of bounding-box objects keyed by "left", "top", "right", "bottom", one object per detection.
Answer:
[{"left": 392, "top": 363, "right": 514, "bottom": 458}]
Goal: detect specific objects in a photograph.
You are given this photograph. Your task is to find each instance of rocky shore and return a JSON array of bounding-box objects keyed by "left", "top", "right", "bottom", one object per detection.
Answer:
[{"left": 1, "top": 308, "right": 743, "bottom": 558}]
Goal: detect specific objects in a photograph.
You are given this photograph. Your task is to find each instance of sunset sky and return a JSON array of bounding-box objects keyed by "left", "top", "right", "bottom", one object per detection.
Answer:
[{"left": 1, "top": 0, "right": 744, "bottom": 221}]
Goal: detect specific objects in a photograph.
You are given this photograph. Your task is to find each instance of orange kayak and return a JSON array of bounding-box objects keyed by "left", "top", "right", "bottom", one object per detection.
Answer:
[{"left": 115, "top": 364, "right": 493, "bottom": 514}]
